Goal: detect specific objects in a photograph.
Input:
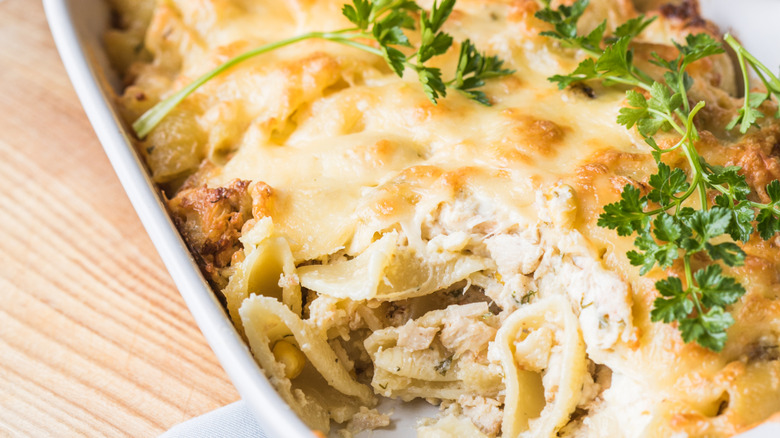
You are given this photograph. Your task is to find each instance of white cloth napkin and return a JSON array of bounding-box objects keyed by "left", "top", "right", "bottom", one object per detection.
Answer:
[
  {"left": 160, "top": 401, "right": 268, "bottom": 438},
  {"left": 160, "top": 400, "right": 780, "bottom": 438}
]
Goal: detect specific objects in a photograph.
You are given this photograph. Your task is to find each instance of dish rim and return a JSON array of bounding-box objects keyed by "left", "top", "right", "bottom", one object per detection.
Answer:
[{"left": 43, "top": 1, "right": 312, "bottom": 436}]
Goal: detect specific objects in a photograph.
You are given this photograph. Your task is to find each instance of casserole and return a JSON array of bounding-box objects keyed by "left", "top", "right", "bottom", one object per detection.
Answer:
[{"left": 45, "top": 0, "right": 780, "bottom": 436}]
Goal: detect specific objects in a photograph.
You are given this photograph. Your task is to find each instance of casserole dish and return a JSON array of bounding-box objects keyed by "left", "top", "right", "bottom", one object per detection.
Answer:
[
  {"left": 44, "top": 1, "right": 312, "bottom": 437},
  {"left": 44, "top": 0, "right": 780, "bottom": 436}
]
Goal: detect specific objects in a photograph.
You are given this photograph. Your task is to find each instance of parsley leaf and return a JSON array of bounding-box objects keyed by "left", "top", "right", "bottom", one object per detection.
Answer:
[
  {"left": 651, "top": 277, "right": 692, "bottom": 323},
  {"left": 628, "top": 227, "right": 679, "bottom": 275},
  {"left": 714, "top": 195, "right": 755, "bottom": 243},
  {"left": 675, "top": 33, "right": 725, "bottom": 64},
  {"left": 597, "top": 185, "right": 649, "bottom": 236},
  {"left": 705, "top": 242, "right": 746, "bottom": 267},
  {"left": 756, "top": 208, "right": 780, "bottom": 240},
  {"left": 382, "top": 45, "right": 408, "bottom": 77},
  {"left": 767, "top": 180, "right": 780, "bottom": 202},
  {"left": 647, "top": 163, "right": 689, "bottom": 208},
  {"left": 652, "top": 213, "right": 683, "bottom": 242},
  {"left": 618, "top": 84, "right": 682, "bottom": 137},
  {"left": 535, "top": 0, "right": 590, "bottom": 44},
  {"left": 449, "top": 39, "right": 515, "bottom": 104},
  {"left": 549, "top": 58, "right": 598, "bottom": 89},
  {"left": 651, "top": 265, "right": 740, "bottom": 352},
  {"left": 342, "top": 0, "right": 373, "bottom": 30},
  {"left": 695, "top": 264, "right": 745, "bottom": 307},
  {"left": 595, "top": 36, "right": 635, "bottom": 82},
  {"left": 612, "top": 15, "right": 656, "bottom": 40},
  {"left": 417, "top": 0, "right": 455, "bottom": 63},
  {"left": 754, "top": 180, "right": 780, "bottom": 239},
  {"left": 707, "top": 164, "right": 752, "bottom": 200},
  {"left": 538, "top": 0, "right": 777, "bottom": 352},
  {"left": 679, "top": 307, "right": 732, "bottom": 352},
  {"left": 689, "top": 207, "right": 730, "bottom": 237},
  {"left": 416, "top": 66, "right": 447, "bottom": 103},
  {"left": 616, "top": 90, "right": 649, "bottom": 130},
  {"left": 727, "top": 92, "right": 768, "bottom": 133}
]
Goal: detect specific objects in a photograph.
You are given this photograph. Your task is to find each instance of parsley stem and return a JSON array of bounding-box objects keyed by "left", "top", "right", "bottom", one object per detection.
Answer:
[
  {"left": 370, "top": 0, "right": 410, "bottom": 23},
  {"left": 132, "top": 30, "right": 386, "bottom": 138},
  {"left": 724, "top": 34, "right": 780, "bottom": 93},
  {"left": 632, "top": 67, "right": 655, "bottom": 87},
  {"left": 579, "top": 47, "right": 602, "bottom": 60},
  {"left": 610, "top": 76, "right": 652, "bottom": 91},
  {"left": 697, "top": 180, "right": 709, "bottom": 210},
  {"left": 648, "top": 108, "right": 686, "bottom": 136},
  {"left": 679, "top": 177, "right": 699, "bottom": 204},
  {"left": 683, "top": 255, "right": 694, "bottom": 288},
  {"left": 677, "top": 66, "right": 691, "bottom": 115},
  {"left": 133, "top": 31, "right": 320, "bottom": 137},
  {"left": 749, "top": 201, "right": 780, "bottom": 217},
  {"left": 679, "top": 101, "right": 707, "bottom": 208},
  {"left": 683, "top": 256, "right": 704, "bottom": 317},
  {"left": 729, "top": 37, "right": 754, "bottom": 132},
  {"left": 328, "top": 38, "right": 384, "bottom": 56},
  {"left": 129, "top": 1, "right": 512, "bottom": 138},
  {"left": 664, "top": 134, "right": 687, "bottom": 152},
  {"left": 132, "top": 30, "right": 374, "bottom": 138}
]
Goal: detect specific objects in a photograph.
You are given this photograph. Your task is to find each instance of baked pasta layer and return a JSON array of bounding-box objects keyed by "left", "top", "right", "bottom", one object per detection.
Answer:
[{"left": 107, "top": 0, "right": 780, "bottom": 436}]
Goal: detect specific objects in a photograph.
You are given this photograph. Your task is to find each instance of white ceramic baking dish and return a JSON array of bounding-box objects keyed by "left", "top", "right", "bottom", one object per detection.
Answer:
[
  {"left": 43, "top": 0, "right": 780, "bottom": 437},
  {"left": 43, "top": 1, "right": 312, "bottom": 437}
]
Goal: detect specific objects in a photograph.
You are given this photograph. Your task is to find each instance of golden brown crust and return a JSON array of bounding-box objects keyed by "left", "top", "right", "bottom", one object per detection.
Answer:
[{"left": 168, "top": 179, "right": 253, "bottom": 287}]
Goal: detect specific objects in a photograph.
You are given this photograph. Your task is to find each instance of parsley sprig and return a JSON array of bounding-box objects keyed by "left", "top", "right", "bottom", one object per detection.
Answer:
[
  {"left": 537, "top": 0, "right": 780, "bottom": 351},
  {"left": 723, "top": 34, "right": 780, "bottom": 133},
  {"left": 132, "top": 0, "right": 513, "bottom": 138}
]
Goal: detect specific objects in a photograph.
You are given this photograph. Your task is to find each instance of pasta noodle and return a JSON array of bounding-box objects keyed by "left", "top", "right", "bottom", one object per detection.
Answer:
[
  {"left": 239, "top": 295, "right": 376, "bottom": 428},
  {"left": 494, "top": 296, "right": 586, "bottom": 437}
]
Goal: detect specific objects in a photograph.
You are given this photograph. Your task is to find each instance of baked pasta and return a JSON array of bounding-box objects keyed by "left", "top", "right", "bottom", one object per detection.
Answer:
[{"left": 106, "top": 0, "right": 780, "bottom": 436}]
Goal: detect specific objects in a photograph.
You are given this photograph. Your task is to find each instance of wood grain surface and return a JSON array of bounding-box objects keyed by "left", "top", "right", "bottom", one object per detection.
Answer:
[{"left": 0, "top": 1, "right": 241, "bottom": 436}]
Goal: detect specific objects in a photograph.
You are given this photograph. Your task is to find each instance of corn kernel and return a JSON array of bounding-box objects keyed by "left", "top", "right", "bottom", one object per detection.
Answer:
[{"left": 272, "top": 340, "right": 306, "bottom": 379}]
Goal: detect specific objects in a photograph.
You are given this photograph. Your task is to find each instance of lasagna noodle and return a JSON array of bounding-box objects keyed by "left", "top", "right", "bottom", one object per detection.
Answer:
[
  {"left": 496, "top": 296, "right": 587, "bottom": 438},
  {"left": 297, "top": 231, "right": 494, "bottom": 301}
]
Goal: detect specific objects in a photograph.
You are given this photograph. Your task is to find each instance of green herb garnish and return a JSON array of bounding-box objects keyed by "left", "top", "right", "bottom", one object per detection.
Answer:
[
  {"left": 537, "top": 0, "right": 780, "bottom": 351},
  {"left": 434, "top": 355, "right": 453, "bottom": 375},
  {"left": 132, "top": 0, "right": 513, "bottom": 138},
  {"left": 723, "top": 34, "right": 780, "bottom": 133}
]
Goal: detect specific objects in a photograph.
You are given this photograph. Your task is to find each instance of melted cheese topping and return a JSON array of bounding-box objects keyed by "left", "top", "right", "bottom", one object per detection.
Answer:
[{"left": 108, "top": 0, "right": 780, "bottom": 436}]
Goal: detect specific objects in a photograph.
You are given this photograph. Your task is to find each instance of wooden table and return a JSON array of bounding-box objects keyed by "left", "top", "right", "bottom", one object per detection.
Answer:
[{"left": 0, "top": 1, "right": 240, "bottom": 436}]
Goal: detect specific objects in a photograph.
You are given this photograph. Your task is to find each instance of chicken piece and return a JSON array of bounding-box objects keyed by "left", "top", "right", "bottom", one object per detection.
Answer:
[{"left": 458, "top": 395, "right": 504, "bottom": 437}]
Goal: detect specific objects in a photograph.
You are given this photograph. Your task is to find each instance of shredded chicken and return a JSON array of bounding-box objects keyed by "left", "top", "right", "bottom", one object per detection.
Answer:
[
  {"left": 438, "top": 303, "right": 497, "bottom": 357},
  {"left": 340, "top": 407, "right": 391, "bottom": 437},
  {"left": 458, "top": 395, "right": 504, "bottom": 437},
  {"left": 397, "top": 320, "right": 439, "bottom": 350}
]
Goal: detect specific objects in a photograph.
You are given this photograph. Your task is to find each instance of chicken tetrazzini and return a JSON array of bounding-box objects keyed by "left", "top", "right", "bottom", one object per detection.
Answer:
[{"left": 106, "top": 0, "right": 780, "bottom": 436}]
